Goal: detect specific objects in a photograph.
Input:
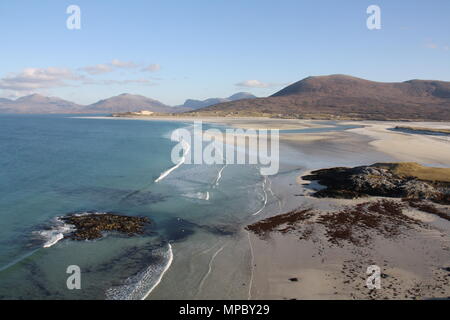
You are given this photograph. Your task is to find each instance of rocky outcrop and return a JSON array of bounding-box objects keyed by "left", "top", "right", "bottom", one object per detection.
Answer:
[
  {"left": 303, "top": 163, "right": 450, "bottom": 204},
  {"left": 61, "top": 212, "right": 151, "bottom": 240}
]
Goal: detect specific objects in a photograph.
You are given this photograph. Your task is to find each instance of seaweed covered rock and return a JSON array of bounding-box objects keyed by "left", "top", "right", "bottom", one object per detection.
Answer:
[
  {"left": 61, "top": 212, "right": 151, "bottom": 240},
  {"left": 303, "top": 163, "right": 449, "bottom": 204}
]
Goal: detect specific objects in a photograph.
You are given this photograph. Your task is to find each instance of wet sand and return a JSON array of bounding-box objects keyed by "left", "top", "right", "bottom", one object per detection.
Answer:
[
  {"left": 188, "top": 117, "right": 450, "bottom": 300},
  {"left": 96, "top": 115, "right": 450, "bottom": 300},
  {"left": 241, "top": 120, "right": 450, "bottom": 300}
]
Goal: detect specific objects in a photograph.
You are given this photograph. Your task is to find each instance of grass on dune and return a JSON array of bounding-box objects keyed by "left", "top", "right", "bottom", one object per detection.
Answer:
[{"left": 373, "top": 162, "right": 450, "bottom": 183}]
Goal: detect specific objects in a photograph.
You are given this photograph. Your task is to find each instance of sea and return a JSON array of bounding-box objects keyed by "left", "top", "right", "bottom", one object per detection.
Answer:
[
  {"left": 0, "top": 114, "right": 365, "bottom": 300},
  {"left": 0, "top": 114, "right": 276, "bottom": 299}
]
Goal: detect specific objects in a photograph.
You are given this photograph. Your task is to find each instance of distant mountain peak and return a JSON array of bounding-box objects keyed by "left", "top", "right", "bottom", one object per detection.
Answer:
[
  {"left": 180, "top": 92, "right": 257, "bottom": 110},
  {"left": 17, "top": 93, "right": 46, "bottom": 100},
  {"left": 1, "top": 93, "right": 82, "bottom": 114},
  {"left": 118, "top": 93, "right": 141, "bottom": 97},
  {"left": 83, "top": 93, "right": 172, "bottom": 113},
  {"left": 227, "top": 92, "right": 256, "bottom": 100}
]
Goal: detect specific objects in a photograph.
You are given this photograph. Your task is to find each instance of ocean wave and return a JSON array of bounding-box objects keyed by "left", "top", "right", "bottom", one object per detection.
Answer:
[
  {"left": 105, "top": 243, "right": 173, "bottom": 300},
  {"left": 252, "top": 175, "right": 268, "bottom": 216},
  {"left": 33, "top": 217, "right": 76, "bottom": 248},
  {"left": 155, "top": 140, "right": 191, "bottom": 183},
  {"left": 182, "top": 191, "right": 210, "bottom": 201},
  {"left": 33, "top": 211, "right": 111, "bottom": 248},
  {"left": 213, "top": 164, "right": 228, "bottom": 188},
  {"left": 72, "top": 211, "right": 107, "bottom": 217}
]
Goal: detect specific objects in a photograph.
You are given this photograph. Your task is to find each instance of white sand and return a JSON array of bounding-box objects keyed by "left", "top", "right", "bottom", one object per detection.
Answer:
[
  {"left": 238, "top": 119, "right": 450, "bottom": 300},
  {"left": 349, "top": 121, "right": 450, "bottom": 166},
  {"left": 93, "top": 115, "right": 450, "bottom": 299}
]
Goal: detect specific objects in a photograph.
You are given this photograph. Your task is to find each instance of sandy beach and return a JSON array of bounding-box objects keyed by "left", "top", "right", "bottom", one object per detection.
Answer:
[
  {"left": 99, "top": 115, "right": 450, "bottom": 300},
  {"left": 194, "top": 117, "right": 450, "bottom": 300},
  {"left": 240, "top": 119, "right": 450, "bottom": 300}
]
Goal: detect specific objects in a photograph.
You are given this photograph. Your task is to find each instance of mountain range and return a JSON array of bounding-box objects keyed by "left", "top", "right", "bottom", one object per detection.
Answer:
[
  {"left": 0, "top": 92, "right": 257, "bottom": 114},
  {"left": 187, "top": 75, "right": 450, "bottom": 121},
  {"left": 1, "top": 75, "right": 450, "bottom": 120},
  {"left": 178, "top": 92, "right": 256, "bottom": 110},
  {"left": 0, "top": 94, "right": 84, "bottom": 114},
  {"left": 84, "top": 93, "right": 173, "bottom": 113}
]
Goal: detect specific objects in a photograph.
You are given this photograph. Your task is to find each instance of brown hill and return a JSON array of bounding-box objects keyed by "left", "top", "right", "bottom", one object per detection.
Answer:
[
  {"left": 0, "top": 93, "right": 185, "bottom": 114},
  {"left": 83, "top": 93, "right": 173, "bottom": 113},
  {"left": 0, "top": 94, "right": 84, "bottom": 113},
  {"left": 185, "top": 75, "right": 450, "bottom": 120}
]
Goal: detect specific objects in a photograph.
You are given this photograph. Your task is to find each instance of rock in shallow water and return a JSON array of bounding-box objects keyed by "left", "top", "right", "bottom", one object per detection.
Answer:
[{"left": 60, "top": 212, "right": 151, "bottom": 241}]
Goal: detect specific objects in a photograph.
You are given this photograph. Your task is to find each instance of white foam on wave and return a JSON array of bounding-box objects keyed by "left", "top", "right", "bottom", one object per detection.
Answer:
[
  {"left": 252, "top": 175, "right": 268, "bottom": 216},
  {"left": 42, "top": 233, "right": 64, "bottom": 248},
  {"left": 142, "top": 243, "right": 173, "bottom": 300},
  {"left": 155, "top": 140, "right": 191, "bottom": 183},
  {"left": 34, "top": 212, "right": 109, "bottom": 249},
  {"left": 33, "top": 217, "right": 75, "bottom": 249},
  {"left": 213, "top": 164, "right": 228, "bottom": 188},
  {"left": 72, "top": 211, "right": 107, "bottom": 217},
  {"left": 182, "top": 191, "right": 210, "bottom": 201},
  {"left": 105, "top": 243, "right": 173, "bottom": 300}
]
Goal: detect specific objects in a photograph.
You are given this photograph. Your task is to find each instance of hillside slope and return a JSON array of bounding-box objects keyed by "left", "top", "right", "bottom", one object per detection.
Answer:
[
  {"left": 185, "top": 75, "right": 450, "bottom": 120},
  {"left": 83, "top": 93, "right": 174, "bottom": 113},
  {"left": 179, "top": 92, "right": 256, "bottom": 110},
  {"left": 0, "top": 94, "right": 83, "bottom": 113}
]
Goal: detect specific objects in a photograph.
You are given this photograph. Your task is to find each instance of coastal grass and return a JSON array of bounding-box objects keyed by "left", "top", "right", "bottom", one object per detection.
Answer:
[{"left": 372, "top": 162, "right": 450, "bottom": 183}]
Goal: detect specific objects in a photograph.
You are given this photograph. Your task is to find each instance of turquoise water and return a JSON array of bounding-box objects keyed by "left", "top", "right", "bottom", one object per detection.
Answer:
[
  {"left": 0, "top": 115, "right": 370, "bottom": 300},
  {"left": 0, "top": 115, "right": 263, "bottom": 299}
]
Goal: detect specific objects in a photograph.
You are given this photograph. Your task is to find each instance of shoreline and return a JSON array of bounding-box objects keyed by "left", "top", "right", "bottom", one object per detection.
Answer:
[
  {"left": 82, "top": 115, "right": 450, "bottom": 299},
  {"left": 142, "top": 243, "right": 174, "bottom": 300},
  {"left": 243, "top": 120, "right": 450, "bottom": 300}
]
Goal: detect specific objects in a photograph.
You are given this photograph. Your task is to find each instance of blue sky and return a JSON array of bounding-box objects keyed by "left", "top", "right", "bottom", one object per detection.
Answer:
[{"left": 0, "top": 0, "right": 449, "bottom": 105}]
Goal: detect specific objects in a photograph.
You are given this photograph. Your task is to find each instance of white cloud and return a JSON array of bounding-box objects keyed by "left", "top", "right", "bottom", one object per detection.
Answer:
[
  {"left": 1, "top": 62, "right": 161, "bottom": 96},
  {"left": 81, "top": 59, "right": 137, "bottom": 75},
  {"left": 235, "top": 80, "right": 274, "bottom": 88},
  {"left": 80, "top": 77, "right": 157, "bottom": 87},
  {"left": 101, "top": 79, "right": 155, "bottom": 85},
  {"left": 0, "top": 67, "right": 82, "bottom": 91},
  {"left": 111, "top": 59, "right": 138, "bottom": 68},
  {"left": 81, "top": 64, "right": 114, "bottom": 75},
  {"left": 81, "top": 60, "right": 161, "bottom": 75},
  {"left": 142, "top": 64, "right": 161, "bottom": 72}
]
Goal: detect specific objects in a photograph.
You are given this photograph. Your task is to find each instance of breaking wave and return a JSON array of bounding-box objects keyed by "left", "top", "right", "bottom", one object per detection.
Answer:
[
  {"left": 105, "top": 243, "right": 173, "bottom": 300},
  {"left": 33, "top": 217, "right": 75, "bottom": 248},
  {"left": 183, "top": 191, "right": 210, "bottom": 201},
  {"left": 213, "top": 164, "right": 228, "bottom": 188},
  {"left": 155, "top": 140, "right": 191, "bottom": 183}
]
